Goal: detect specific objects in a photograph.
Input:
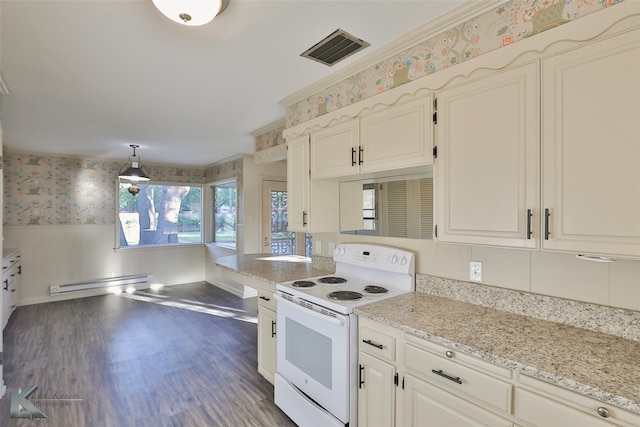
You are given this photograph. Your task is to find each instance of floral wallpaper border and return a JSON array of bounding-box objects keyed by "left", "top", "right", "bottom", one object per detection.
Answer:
[{"left": 285, "top": 0, "right": 623, "bottom": 128}]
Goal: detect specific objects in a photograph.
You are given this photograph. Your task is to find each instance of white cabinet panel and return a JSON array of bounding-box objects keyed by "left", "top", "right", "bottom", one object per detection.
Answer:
[
  {"left": 287, "top": 134, "right": 340, "bottom": 233},
  {"left": 436, "top": 62, "right": 539, "bottom": 249},
  {"left": 541, "top": 29, "right": 640, "bottom": 258},
  {"left": 311, "top": 119, "right": 359, "bottom": 179},
  {"left": 358, "top": 351, "right": 396, "bottom": 427}
]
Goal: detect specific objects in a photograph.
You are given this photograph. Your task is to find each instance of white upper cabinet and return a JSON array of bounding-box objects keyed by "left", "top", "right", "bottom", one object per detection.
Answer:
[
  {"left": 436, "top": 62, "right": 539, "bottom": 249},
  {"left": 310, "top": 96, "right": 434, "bottom": 180},
  {"left": 310, "top": 119, "right": 360, "bottom": 179},
  {"left": 287, "top": 134, "right": 340, "bottom": 233},
  {"left": 359, "top": 95, "right": 434, "bottom": 175},
  {"left": 541, "top": 28, "right": 640, "bottom": 258}
]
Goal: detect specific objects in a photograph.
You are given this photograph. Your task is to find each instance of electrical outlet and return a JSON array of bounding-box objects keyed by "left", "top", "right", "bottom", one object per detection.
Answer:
[
  {"left": 328, "top": 242, "right": 335, "bottom": 254},
  {"left": 469, "top": 261, "right": 483, "bottom": 282},
  {"left": 315, "top": 240, "right": 322, "bottom": 255}
]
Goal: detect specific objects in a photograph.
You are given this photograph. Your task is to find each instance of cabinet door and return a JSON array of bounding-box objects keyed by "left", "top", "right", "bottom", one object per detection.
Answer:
[
  {"left": 310, "top": 119, "right": 359, "bottom": 179},
  {"left": 358, "top": 351, "right": 396, "bottom": 427},
  {"left": 287, "top": 135, "right": 310, "bottom": 232},
  {"left": 436, "top": 62, "right": 539, "bottom": 248},
  {"left": 399, "top": 374, "right": 512, "bottom": 427},
  {"left": 257, "top": 305, "right": 277, "bottom": 384},
  {"left": 360, "top": 95, "right": 433, "bottom": 174},
  {"left": 541, "top": 29, "right": 640, "bottom": 258}
]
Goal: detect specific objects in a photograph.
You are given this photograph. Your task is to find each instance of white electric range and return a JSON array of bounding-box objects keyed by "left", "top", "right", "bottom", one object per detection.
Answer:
[{"left": 274, "top": 243, "right": 415, "bottom": 427}]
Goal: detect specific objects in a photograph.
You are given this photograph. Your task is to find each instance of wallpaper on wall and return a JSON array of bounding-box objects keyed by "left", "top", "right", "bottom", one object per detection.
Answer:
[
  {"left": 254, "top": 125, "right": 285, "bottom": 153},
  {"left": 285, "top": 0, "right": 622, "bottom": 127},
  {"left": 3, "top": 151, "right": 206, "bottom": 227}
]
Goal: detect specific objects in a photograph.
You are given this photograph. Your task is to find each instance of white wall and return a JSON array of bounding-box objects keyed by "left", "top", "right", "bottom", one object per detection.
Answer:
[
  {"left": 4, "top": 225, "right": 205, "bottom": 305},
  {"left": 314, "top": 231, "right": 640, "bottom": 312}
]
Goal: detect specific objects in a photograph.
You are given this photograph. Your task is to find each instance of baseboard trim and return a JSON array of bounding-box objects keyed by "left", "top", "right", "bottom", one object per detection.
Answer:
[{"left": 205, "top": 280, "right": 257, "bottom": 299}]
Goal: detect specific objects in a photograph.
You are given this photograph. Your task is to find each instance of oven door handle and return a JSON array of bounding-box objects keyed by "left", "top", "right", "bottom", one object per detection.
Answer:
[{"left": 275, "top": 294, "right": 345, "bottom": 326}]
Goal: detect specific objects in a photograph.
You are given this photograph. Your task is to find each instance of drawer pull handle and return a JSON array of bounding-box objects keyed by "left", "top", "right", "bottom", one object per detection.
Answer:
[
  {"left": 597, "top": 407, "right": 610, "bottom": 418},
  {"left": 259, "top": 296, "right": 271, "bottom": 301},
  {"left": 362, "top": 339, "right": 383, "bottom": 350},
  {"left": 445, "top": 350, "right": 454, "bottom": 358},
  {"left": 432, "top": 369, "right": 462, "bottom": 384}
]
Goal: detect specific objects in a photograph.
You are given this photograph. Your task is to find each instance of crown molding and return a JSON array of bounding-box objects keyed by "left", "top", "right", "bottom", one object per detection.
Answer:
[
  {"left": 250, "top": 118, "right": 285, "bottom": 137},
  {"left": 279, "top": 0, "right": 505, "bottom": 107}
]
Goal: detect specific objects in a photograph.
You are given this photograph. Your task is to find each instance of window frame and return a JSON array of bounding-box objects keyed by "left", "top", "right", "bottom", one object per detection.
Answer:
[
  {"left": 116, "top": 179, "right": 204, "bottom": 250},
  {"left": 209, "top": 178, "right": 238, "bottom": 250}
]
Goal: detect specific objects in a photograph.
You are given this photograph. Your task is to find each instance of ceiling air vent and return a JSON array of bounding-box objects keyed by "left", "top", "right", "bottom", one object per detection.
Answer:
[{"left": 301, "top": 29, "right": 370, "bottom": 66}]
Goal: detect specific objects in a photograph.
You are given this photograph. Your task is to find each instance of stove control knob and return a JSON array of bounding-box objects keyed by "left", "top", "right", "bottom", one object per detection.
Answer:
[
  {"left": 338, "top": 247, "right": 346, "bottom": 256},
  {"left": 391, "top": 255, "right": 398, "bottom": 264},
  {"left": 400, "top": 256, "right": 407, "bottom": 266},
  {"left": 334, "top": 247, "right": 340, "bottom": 257}
]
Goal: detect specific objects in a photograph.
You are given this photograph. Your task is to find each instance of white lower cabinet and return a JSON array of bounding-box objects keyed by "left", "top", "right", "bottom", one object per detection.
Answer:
[
  {"left": 400, "top": 374, "right": 512, "bottom": 427},
  {"left": 2, "top": 250, "right": 21, "bottom": 329},
  {"left": 515, "top": 375, "right": 640, "bottom": 427},
  {"left": 357, "top": 317, "right": 640, "bottom": 427},
  {"left": 257, "top": 289, "right": 277, "bottom": 384}
]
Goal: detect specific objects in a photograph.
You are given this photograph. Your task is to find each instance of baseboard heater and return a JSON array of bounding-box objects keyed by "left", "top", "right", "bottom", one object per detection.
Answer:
[{"left": 50, "top": 274, "right": 154, "bottom": 295}]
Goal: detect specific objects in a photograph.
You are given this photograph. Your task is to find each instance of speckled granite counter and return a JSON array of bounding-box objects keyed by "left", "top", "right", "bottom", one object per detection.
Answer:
[
  {"left": 355, "top": 292, "right": 640, "bottom": 415},
  {"left": 216, "top": 254, "right": 331, "bottom": 290}
]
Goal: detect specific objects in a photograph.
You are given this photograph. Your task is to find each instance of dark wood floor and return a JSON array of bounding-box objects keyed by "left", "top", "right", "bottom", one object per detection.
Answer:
[{"left": 0, "top": 282, "right": 297, "bottom": 427}]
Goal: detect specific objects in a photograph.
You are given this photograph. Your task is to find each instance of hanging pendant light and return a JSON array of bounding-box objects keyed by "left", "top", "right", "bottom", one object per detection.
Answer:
[
  {"left": 119, "top": 144, "right": 150, "bottom": 196},
  {"left": 152, "top": 0, "right": 227, "bottom": 26}
]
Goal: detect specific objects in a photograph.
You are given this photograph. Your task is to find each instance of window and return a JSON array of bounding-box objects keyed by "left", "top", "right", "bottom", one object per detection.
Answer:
[
  {"left": 212, "top": 180, "right": 237, "bottom": 249},
  {"left": 118, "top": 182, "right": 202, "bottom": 247}
]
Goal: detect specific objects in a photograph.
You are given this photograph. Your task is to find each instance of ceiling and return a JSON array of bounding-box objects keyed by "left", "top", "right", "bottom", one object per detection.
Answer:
[{"left": 0, "top": 0, "right": 466, "bottom": 167}]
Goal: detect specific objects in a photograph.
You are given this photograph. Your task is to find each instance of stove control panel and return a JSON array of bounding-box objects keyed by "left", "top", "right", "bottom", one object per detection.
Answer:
[{"left": 333, "top": 243, "right": 415, "bottom": 275}]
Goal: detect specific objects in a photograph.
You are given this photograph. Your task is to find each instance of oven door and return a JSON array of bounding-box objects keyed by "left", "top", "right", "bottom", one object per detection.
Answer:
[{"left": 275, "top": 293, "right": 351, "bottom": 424}]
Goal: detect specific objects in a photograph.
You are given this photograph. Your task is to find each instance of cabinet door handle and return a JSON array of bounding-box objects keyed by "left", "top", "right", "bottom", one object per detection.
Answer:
[
  {"left": 526, "top": 209, "right": 533, "bottom": 239},
  {"left": 3, "top": 279, "right": 7, "bottom": 291},
  {"left": 544, "top": 208, "right": 551, "bottom": 240},
  {"left": 359, "top": 364, "right": 365, "bottom": 388},
  {"left": 351, "top": 147, "right": 356, "bottom": 166},
  {"left": 362, "top": 339, "right": 383, "bottom": 349},
  {"left": 18, "top": 266, "right": 22, "bottom": 275},
  {"left": 431, "top": 369, "right": 462, "bottom": 384},
  {"left": 302, "top": 211, "right": 308, "bottom": 227},
  {"left": 271, "top": 320, "right": 276, "bottom": 338},
  {"left": 358, "top": 146, "right": 364, "bottom": 165}
]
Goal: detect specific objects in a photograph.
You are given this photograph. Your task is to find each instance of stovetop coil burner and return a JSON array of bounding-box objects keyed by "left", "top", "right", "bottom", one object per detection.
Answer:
[
  {"left": 291, "top": 280, "right": 315, "bottom": 288},
  {"left": 327, "top": 291, "right": 363, "bottom": 301},
  {"left": 318, "top": 276, "right": 347, "bottom": 284},
  {"left": 364, "top": 285, "right": 388, "bottom": 294}
]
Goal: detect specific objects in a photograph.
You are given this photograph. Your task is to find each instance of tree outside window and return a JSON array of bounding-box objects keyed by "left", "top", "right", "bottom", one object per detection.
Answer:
[{"left": 118, "top": 183, "right": 202, "bottom": 247}]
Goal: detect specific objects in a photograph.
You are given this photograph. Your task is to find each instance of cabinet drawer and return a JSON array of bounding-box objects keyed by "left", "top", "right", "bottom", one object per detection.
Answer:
[
  {"left": 257, "top": 288, "right": 276, "bottom": 311},
  {"left": 405, "top": 343, "right": 512, "bottom": 413},
  {"left": 359, "top": 325, "right": 396, "bottom": 362},
  {"left": 517, "top": 375, "right": 640, "bottom": 427}
]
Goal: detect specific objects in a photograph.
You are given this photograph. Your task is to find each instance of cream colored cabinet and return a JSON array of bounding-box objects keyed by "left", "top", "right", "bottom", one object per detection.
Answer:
[
  {"left": 516, "top": 375, "right": 640, "bottom": 427},
  {"left": 286, "top": 134, "right": 339, "bottom": 232},
  {"left": 541, "top": 29, "right": 640, "bottom": 258},
  {"left": 358, "top": 319, "right": 401, "bottom": 427},
  {"left": 400, "top": 374, "right": 513, "bottom": 427},
  {"left": 311, "top": 96, "right": 433, "bottom": 180},
  {"left": 2, "top": 250, "right": 21, "bottom": 329},
  {"left": 436, "top": 62, "right": 539, "bottom": 249},
  {"left": 310, "top": 119, "right": 360, "bottom": 179},
  {"left": 257, "top": 289, "right": 277, "bottom": 384},
  {"left": 358, "top": 351, "right": 396, "bottom": 427}
]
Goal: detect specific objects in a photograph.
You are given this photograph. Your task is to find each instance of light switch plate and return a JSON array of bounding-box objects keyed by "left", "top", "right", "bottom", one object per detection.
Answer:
[
  {"left": 469, "top": 261, "right": 483, "bottom": 282},
  {"left": 315, "top": 240, "right": 322, "bottom": 255}
]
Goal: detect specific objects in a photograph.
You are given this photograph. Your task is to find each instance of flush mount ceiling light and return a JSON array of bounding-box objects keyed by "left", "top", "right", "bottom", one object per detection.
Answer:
[
  {"left": 152, "top": 0, "right": 228, "bottom": 26},
  {"left": 118, "top": 144, "right": 150, "bottom": 196}
]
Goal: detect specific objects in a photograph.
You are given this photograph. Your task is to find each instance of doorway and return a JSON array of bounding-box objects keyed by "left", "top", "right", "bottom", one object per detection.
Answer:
[{"left": 262, "top": 180, "right": 308, "bottom": 256}]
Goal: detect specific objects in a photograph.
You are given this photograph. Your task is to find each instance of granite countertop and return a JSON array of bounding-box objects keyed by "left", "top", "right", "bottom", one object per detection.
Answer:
[
  {"left": 216, "top": 253, "right": 331, "bottom": 286},
  {"left": 355, "top": 292, "right": 640, "bottom": 415}
]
